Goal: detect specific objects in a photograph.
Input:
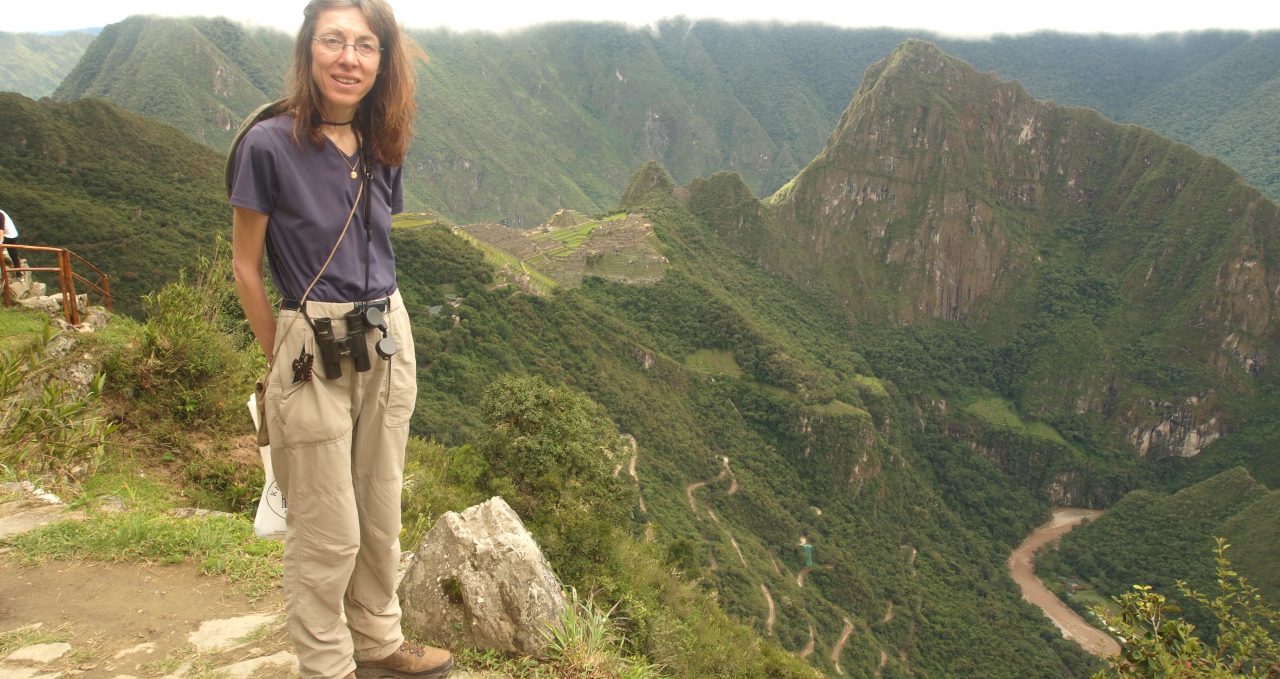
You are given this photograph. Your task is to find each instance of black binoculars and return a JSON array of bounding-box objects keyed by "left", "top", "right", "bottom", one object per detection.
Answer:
[{"left": 312, "top": 306, "right": 397, "bottom": 379}]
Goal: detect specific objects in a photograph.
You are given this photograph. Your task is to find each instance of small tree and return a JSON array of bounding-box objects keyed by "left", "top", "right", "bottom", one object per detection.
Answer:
[
  {"left": 1093, "top": 539, "right": 1279, "bottom": 679},
  {"left": 477, "top": 375, "right": 634, "bottom": 584}
]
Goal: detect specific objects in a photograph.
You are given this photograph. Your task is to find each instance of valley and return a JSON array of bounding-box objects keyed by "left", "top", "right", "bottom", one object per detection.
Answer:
[
  {"left": 1, "top": 16, "right": 1278, "bottom": 679},
  {"left": 1007, "top": 508, "right": 1119, "bottom": 658}
]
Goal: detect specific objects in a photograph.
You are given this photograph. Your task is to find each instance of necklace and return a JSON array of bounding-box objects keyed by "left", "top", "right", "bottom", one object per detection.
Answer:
[
  {"left": 333, "top": 143, "right": 360, "bottom": 180},
  {"left": 320, "top": 118, "right": 353, "bottom": 126}
]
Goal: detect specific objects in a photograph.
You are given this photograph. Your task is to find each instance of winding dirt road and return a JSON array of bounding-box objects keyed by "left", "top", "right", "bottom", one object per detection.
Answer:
[
  {"left": 1007, "top": 508, "right": 1120, "bottom": 658},
  {"left": 799, "top": 624, "right": 815, "bottom": 659},
  {"left": 830, "top": 617, "right": 854, "bottom": 675},
  {"left": 761, "top": 584, "right": 776, "bottom": 635}
]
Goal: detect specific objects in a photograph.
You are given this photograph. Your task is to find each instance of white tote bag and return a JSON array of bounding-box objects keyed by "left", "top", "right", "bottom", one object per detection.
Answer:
[{"left": 248, "top": 392, "right": 287, "bottom": 540}]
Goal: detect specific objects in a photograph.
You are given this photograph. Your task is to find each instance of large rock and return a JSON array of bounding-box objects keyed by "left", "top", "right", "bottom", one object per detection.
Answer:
[{"left": 398, "top": 496, "right": 566, "bottom": 656}]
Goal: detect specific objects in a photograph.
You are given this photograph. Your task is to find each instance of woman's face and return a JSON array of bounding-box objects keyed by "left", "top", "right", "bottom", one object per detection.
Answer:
[{"left": 309, "top": 6, "right": 380, "bottom": 118}]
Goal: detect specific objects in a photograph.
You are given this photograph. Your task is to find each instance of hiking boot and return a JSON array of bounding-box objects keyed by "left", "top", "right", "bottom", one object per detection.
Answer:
[{"left": 354, "top": 641, "right": 453, "bottom": 678}]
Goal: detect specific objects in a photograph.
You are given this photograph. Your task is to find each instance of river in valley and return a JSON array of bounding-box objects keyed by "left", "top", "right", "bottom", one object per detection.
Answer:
[{"left": 1007, "top": 508, "right": 1121, "bottom": 658}]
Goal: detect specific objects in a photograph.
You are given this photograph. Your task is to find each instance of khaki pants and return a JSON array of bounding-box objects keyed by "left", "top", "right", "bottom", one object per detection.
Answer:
[{"left": 265, "top": 290, "right": 417, "bottom": 679}]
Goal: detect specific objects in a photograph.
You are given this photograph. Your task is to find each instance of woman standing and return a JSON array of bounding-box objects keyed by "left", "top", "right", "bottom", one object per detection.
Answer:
[{"left": 228, "top": 1, "right": 450, "bottom": 677}]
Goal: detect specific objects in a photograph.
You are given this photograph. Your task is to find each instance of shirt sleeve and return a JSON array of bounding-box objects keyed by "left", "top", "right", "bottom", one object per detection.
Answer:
[
  {"left": 390, "top": 165, "right": 404, "bottom": 215},
  {"left": 229, "top": 124, "right": 279, "bottom": 216}
]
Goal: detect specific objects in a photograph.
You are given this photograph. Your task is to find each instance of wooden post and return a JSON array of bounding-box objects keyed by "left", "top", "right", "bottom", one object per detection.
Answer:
[
  {"left": 59, "top": 249, "right": 79, "bottom": 325},
  {"left": 1, "top": 250, "right": 10, "bottom": 307}
]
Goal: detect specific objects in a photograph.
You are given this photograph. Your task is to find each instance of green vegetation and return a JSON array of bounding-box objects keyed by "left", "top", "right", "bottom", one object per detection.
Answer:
[
  {"left": 965, "top": 398, "right": 1068, "bottom": 445},
  {"left": 0, "top": 30, "right": 95, "bottom": 98},
  {"left": 0, "top": 306, "right": 56, "bottom": 354},
  {"left": 389, "top": 184, "right": 1098, "bottom": 676},
  {"left": 6, "top": 23, "right": 1279, "bottom": 677},
  {"left": 1093, "top": 541, "right": 1279, "bottom": 679},
  {"left": 1039, "top": 468, "right": 1279, "bottom": 637},
  {"left": 6, "top": 511, "right": 282, "bottom": 599},
  {"left": 0, "top": 323, "right": 114, "bottom": 488},
  {"left": 38, "top": 18, "right": 1280, "bottom": 228},
  {"left": 684, "top": 349, "right": 742, "bottom": 377},
  {"left": 0, "top": 92, "right": 228, "bottom": 318},
  {"left": 0, "top": 623, "right": 70, "bottom": 657}
]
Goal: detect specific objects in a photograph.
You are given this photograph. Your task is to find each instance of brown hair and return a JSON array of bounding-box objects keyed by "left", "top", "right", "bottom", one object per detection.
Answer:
[{"left": 285, "top": 0, "right": 419, "bottom": 166}]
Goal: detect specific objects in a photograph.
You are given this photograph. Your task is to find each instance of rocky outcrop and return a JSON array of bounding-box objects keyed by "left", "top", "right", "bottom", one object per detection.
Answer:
[
  {"left": 398, "top": 496, "right": 567, "bottom": 656},
  {"left": 1126, "top": 396, "right": 1224, "bottom": 458},
  {"left": 751, "top": 39, "right": 1280, "bottom": 460}
]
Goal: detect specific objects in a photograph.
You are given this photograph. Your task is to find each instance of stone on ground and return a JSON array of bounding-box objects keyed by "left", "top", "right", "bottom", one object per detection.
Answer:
[
  {"left": 3, "top": 643, "right": 70, "bottom": 664},
  {"left": 188, "top": 613, "right": 281, "bottom": 653},
  {"left": 398, "top": 496, "right": 566, "bottom": 656},
  {"left": 206, "top": 650, "right": 297, "bottom": 678}
]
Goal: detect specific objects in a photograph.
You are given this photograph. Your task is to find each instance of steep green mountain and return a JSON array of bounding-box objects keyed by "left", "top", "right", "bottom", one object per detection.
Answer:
[
  {"left": 0, "top": 92, "right": 224, "bottom": 317},
  {"left": 46, "top": 16, "right": 1280, "bottom": 226},
  {"left": 392, "top": 208, "right": 1098, "bottom": 678},
  {"left": 0, "top": 30, "right": 96, "bottom": 98},
  {"left": 1039, "top": 466, "right": 1280, "bottom": 631},
  {"left": 745, "top": 40, "right": 1279, "bottom": 494},
  {"left": 53, "top": 16, "right": 291, "bottom": 149},
  {"left": 6, "top": 32, "right": 1276, "bottom": 676}
]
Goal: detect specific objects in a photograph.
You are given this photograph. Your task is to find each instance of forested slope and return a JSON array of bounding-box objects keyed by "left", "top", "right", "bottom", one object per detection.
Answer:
[{"left": 36, "top": 17, "right": 1280, "bottom": 224}]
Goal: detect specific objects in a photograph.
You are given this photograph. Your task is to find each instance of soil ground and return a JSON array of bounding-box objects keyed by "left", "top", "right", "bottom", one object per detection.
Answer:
[{"left": 0, "top": 557, "right": 292, "bottom": 678}]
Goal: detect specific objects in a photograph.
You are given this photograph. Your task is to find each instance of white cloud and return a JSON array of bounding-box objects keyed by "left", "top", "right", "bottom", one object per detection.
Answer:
[{"left": 7, "top": 0, "right": 1280, "bottom": 35}]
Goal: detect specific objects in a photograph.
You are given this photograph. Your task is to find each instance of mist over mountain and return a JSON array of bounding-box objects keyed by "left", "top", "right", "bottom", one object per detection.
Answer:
[
  {"left": 24, "top": 17, "right": 1280, "bottom": 226},
  {"left": 0, "top": 92, "right": 225, "bottom": 317},
  {"left": 0, "top": 29, "right": 95, "bottom": 98},
  {"left": 53, "top": 16, "right": 291, "bottom": 148},
  {"left": 2, "top": 21, "right": 1278, "bottom": 677}
]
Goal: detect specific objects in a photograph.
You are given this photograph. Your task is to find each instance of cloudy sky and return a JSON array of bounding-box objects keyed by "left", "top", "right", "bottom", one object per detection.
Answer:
[{"left": 8, "top": 0, "right": 1280, "bottom": 36}]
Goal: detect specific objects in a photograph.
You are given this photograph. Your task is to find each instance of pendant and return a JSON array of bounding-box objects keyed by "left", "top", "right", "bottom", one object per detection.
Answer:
[{"left": 351, "top": 170, "right": 358, "bottom": 179}]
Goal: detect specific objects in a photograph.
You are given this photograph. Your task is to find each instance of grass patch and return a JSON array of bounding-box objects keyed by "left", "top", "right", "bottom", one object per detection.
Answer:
[
  {"left": 74, "top": 467, "right": 184, "bottom": 513},
  {"left": 534, "top": 220, "right": 600, "bottom": 253},
  {"left": 5, "top": 512, "right": 282, "bottom": 599},
  {"left": 812, "top": 399, "right": 871, "bottom": 419},
  {"left": 965, "top": 397, "right": 1067, "bottom": 444},
  {"left": 0, "top": 623, "right": 70, "bottom": 657},
  {"left": 0, "top": 307, "right": 52, "bottom": 354},
  {"left": 684, "top": 349, "right": 742, "bottom": 377},
  {"left": 455, "top": 589, "right": 665, "bottom": 678},
  {"left": 851, "top": 374, "right": 889, "bottom": 399}
]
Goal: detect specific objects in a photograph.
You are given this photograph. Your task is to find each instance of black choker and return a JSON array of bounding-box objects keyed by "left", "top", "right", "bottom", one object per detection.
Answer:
[{"left": 320, "top": 118, "right": 353, "bottom": 126}]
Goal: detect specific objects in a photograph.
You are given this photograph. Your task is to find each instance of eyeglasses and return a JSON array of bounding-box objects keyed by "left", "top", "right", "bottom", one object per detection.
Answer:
[{"left": 313, "top": 36, "right": 382, "bottom": 58}]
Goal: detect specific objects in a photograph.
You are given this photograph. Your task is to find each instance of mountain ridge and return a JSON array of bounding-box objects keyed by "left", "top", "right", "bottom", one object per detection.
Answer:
[{"left": 21, "top": 17, "right": 1280, "bottom": 225}]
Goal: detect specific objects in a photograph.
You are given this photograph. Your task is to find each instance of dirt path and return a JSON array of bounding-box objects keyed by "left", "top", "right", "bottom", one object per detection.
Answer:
[
  {"left": 685, "top": 456, "right": 737, "bottom": 515},
  {"left": 1008, "top": 508, "right": 1120, "bottom": 658},
  {"left": 830, "top": 617, "right": 854, "bottom": 675},
  {"left": 706, "top": 510, "right": 748, "bottom": 567},
  {"left": 882, "top": 600, "right": 893, "bottom": 624},
  {"left": 760, "top": 584, "right": 775, "bottom": 635},
  {"left": 686, "top": 476, "right": 706, "bottom": 512},
  {"left": 0, "top": 490, "right": 486, "bottom": 679},
  {"left": 0, "top": 557, "right": 294, "bottom": 677},
  {"left": 799, "top": 624, "right": 815, "bottom": 659}
]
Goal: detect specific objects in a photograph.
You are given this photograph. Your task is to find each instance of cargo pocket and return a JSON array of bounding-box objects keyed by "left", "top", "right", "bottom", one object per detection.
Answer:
[
  {"left": 383, "top": 308, "right": 417, "bottom": 428},
  {"left": 273, "top": 314, "right": 350, "bottom": 446}
]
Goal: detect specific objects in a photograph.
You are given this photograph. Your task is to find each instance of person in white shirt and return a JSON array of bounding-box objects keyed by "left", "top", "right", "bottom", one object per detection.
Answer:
[{"left": 1, "top": 209, "right": 17, "bottom": 273}]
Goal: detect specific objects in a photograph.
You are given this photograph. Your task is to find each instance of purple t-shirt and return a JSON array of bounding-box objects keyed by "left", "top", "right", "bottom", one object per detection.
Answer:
[{"left": 229, "top": 114, "right": 403, "bottom": 302}]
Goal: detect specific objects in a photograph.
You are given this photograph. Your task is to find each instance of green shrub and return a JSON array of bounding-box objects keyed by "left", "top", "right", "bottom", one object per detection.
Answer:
[
  {"left": 1094, "top": 540, "right": 1279, "bottom": 679},
  {"left": 0, "top": 324, "right": 114, "bottom": 489},
  {"left": 106, "top": 242, "right": 257, "bottom": 432}
]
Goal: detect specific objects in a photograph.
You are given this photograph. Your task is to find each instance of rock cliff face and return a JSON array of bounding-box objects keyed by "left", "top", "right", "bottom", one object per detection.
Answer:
[
  {"left": 770, "top": 40, "right": 1279, "bottom": 336},
  {"left": 748, "top": 39, "right": 1280, "bottom": 460}
]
